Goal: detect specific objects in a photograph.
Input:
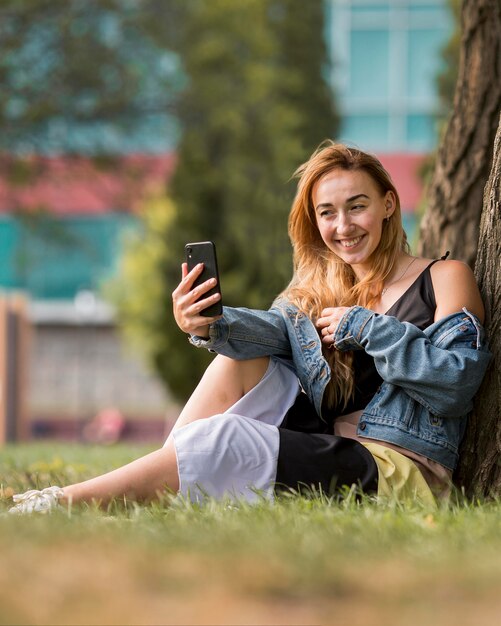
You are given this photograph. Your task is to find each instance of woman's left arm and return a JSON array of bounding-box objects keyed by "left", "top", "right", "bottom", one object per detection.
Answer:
[{"left": 332, "top": 306, "right": 490, "bottom": 416}]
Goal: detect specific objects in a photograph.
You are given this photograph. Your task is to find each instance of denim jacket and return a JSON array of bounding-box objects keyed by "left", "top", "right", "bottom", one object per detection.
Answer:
[{"left": 190, "top": 302, "right": 491, "bottom": 470}]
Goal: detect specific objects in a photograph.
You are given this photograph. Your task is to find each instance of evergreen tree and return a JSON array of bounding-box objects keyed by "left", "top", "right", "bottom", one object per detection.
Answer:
[
  {"left": 270, "top": 0, "right": 340, "bottom": 154},
  {"left": 113, "top": 0, "right": 338, "bottom": 400}
]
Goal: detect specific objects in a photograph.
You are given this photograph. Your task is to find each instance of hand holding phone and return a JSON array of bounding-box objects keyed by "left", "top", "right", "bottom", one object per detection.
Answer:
[
  {"left": 172, "top": 241, "right": 223, "bottom": 337},
  {"left": 184, "top": 241, "right": 222, "bottom": 317}
]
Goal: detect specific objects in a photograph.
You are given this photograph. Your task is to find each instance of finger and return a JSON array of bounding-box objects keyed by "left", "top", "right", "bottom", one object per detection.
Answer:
[
  {"left": 186, "top": 312, "right": 223, "bottom": 329},
  {"left": 173, "top": 263, "right": 204, "bottom": 296},
  {"left": 181, "top": 262, "right": 188, "bottom": 279},
  {"left": 199, "top": 313, "right": 223, "bottom": 325},
  {"left": 187, "top": 291, "right": 221, "bottom": 314},
  {"left": 185, "top": 262, "right": 204, "bottom": 283},
  {"left": 316, "top": 316, "right": 330, "bottom": 328},
  {"left": 186, "top": 278, "right": 219, "bottom": 304}
]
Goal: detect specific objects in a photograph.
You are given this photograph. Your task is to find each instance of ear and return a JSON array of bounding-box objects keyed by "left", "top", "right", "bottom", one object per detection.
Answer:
[{"left": 384, "top": 191, "right": 396, "bottom": 219}]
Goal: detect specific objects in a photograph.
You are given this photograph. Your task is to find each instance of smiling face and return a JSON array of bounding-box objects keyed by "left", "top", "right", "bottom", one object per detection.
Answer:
[{"left": 312, "top": 168, "right": 395, "bottom": 279}]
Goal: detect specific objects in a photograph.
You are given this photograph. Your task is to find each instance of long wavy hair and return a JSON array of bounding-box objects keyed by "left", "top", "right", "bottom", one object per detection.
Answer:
[{"left": 280, "top": 141, "right": 409, "bottom": 410}]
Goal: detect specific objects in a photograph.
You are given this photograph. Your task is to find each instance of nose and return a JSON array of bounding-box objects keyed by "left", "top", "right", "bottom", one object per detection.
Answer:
[{"left": 336, "top": 212, "right": 354, "bottom": 236}]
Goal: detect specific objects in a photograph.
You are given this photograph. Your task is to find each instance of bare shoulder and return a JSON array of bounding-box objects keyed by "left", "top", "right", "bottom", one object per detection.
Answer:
[
  {"left": 430, "top": 258, "right": 473, "bottom": 280},
  {"left": 430, "top": 259, "right": 484, "bottom": 323}
]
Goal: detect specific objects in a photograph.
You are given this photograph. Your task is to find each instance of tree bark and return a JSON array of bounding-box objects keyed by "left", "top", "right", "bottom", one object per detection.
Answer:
[
  {"left": 455, "top": 113, "right": 501, "bottom": 496},
  {"left": 417, "top": 0, "right": 501, "bottom": 267}
]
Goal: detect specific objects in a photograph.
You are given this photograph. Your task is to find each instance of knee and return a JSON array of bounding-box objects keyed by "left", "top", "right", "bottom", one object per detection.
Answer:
[
  {"left": 206, "top": 355, "right": 270, "bottom": 396},
  {"left": 239, "top": 357, "right": 270, "bottom": 391},
  {"left": 177, "top": 413, "right": 237, "bottom": 445},
  {"left": 209, "top": 354, "right": 268, "bottom": 373}
]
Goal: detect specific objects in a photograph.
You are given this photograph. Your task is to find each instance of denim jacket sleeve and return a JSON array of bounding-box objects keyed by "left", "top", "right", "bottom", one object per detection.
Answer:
[
  {"left": 333, "top": 306, "right": 491, "bottom": 417},
  {"left": 189, "top": 305, "right": 292, "bottom": 360}
]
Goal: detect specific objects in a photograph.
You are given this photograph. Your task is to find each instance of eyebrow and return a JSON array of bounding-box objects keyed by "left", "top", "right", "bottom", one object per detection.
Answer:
[{"left": 315, "top": 194, "right": 370, "bottom": 211}]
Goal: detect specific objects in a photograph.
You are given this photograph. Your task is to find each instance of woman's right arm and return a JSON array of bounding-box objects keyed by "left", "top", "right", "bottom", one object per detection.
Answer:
[
  {"left": 172, "top": 264, "right": 292, "bottom": 360},
  {"left": 189, "top": 305, "right": 293, "bottom": 361}
]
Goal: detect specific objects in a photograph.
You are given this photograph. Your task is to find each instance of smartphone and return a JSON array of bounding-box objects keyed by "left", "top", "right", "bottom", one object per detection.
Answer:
[{"left": 185, "top": 241, "right": 222, "bottom": 317}]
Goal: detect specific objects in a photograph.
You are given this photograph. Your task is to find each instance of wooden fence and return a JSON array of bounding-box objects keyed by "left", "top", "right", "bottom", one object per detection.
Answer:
[{"left": 0, "top": 294, "right": 29, "bottom": 444}]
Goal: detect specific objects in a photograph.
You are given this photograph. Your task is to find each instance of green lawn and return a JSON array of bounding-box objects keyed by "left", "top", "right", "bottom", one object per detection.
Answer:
[{"left": 1, "top": 443, "right": 501, "bottom": 626}]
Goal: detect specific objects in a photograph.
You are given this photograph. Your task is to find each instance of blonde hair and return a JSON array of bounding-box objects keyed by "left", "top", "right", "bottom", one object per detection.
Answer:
[{"left": 281, "top": 141, "right": 409, "bottom": 410}]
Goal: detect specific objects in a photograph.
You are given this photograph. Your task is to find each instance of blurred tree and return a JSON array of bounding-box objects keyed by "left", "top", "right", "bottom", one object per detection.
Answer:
[
  {"left": 112, "top": 0, "right": 338, "bottom": 400},
  {"left": 107, "top": 189, "right": 178, "bottom": 380},
  {"left": 0, "top": 0, "right": 181, "bottom": 155},
  {"left": 270, "top": 0, "right": 340, "bottom": 154},
  {"left": 0, "top": 0, "right": 183, "bottom": 295}
]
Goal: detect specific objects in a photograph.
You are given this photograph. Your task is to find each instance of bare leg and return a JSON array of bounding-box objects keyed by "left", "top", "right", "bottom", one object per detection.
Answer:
[
  {"left": 165, "top": 355, "right": 270, "bottom": 443},
  {"left": 60, "top": 356, "right": 270, "bottom": 506},
  {"left": 61, "top": 439, "right": 179, "bottom": 506}
]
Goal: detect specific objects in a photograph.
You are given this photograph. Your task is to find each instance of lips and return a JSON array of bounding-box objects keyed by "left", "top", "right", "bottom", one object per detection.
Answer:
[{"left": 337, "top": 235, "right": 364, "bottom": 248}]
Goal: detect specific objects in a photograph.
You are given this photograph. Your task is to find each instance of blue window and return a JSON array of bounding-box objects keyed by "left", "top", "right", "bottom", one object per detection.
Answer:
[
  {"left": 341, "top": 114, "right": 390, "bottom": 149},
  {"left": 0, "top": 214, "right": 138, "bottom": 299},
  {"left": 328, "top": 0, "right": 453, "bottom": 152},
  {"left": 409, "top": 4, "right": 450, "bottom": 22},
  {"left": 407, "top": 28, "right": 448, "bottom": 100},
  {"left": 349, "top": 30, "right": 389, "bottom": 100},
  {"left": 352, "top": 4, "right": 389, "bottom": 15},
  {"left": 406, "top": 114, "right": 438, "bottom": 150}
]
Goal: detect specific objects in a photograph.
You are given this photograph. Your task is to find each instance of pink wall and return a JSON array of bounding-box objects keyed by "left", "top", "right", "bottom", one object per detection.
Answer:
[
  {"left": 0, "top": 154, "right": 176, "bottom": 215},
  {"left": 0, "top": 151, "right": 425, "bottom": 216}
]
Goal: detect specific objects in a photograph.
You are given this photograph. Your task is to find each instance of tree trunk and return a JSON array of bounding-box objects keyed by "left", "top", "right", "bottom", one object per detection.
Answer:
[
  {"left": 455, "top": 113, "right": 501, "bottom": 496},
  {"left": 417, "top": 0, "right": 501, "bottom": 267}
]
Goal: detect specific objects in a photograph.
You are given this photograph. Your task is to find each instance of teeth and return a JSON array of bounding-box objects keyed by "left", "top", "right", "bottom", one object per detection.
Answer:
[{"left": 339, "top": 236, "right": 362, "bottom": 248}]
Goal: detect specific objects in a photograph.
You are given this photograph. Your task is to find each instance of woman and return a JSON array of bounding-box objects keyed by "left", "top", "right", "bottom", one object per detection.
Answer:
[{"left": 8, "top": 142, "right": 490, "bottom": 514}]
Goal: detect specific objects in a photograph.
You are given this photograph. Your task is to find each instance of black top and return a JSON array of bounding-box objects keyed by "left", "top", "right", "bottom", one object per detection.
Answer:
[{"left": 327, "top": 259, "right": 439, "bottom": 418}]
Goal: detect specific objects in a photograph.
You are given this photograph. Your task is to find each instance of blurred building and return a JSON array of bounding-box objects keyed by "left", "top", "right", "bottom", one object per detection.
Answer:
[
  {"left": 0, "top": 157, "right": 178, "bottom": 439},
  {"left": 327, "top": 0, "right": 452, "bottom": 236},
  {"left": 0, "top": 0, "right": 453, "bottom": 440}
]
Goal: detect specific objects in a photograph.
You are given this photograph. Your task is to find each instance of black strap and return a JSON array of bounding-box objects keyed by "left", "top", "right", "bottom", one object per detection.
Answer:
[{"left": 427, "top": 251, "right": 450, "bottom": 271}]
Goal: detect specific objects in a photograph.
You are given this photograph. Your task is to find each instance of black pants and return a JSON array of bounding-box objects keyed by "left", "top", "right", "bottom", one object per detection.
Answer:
[{"left": 275, "top": 392, "right": 378, "bottom": 496}]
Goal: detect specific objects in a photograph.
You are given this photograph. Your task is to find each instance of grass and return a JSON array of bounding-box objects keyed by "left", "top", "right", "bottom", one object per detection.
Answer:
[{"left": 1, "top": 443, "right": 501, "bottom": 626}]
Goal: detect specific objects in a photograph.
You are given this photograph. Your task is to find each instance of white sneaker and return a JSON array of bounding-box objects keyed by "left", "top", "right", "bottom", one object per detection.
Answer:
[{"left": 8, "top": 486, "right": 65, "bottom": 515}]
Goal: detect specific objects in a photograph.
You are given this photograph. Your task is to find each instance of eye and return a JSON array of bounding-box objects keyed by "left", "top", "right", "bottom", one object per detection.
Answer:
[
  {"left": 350, "top": 204, "right": 365, "bottom": 211},
  {"left": 319, "top": 209, "right": 334, "bottom": 218}
]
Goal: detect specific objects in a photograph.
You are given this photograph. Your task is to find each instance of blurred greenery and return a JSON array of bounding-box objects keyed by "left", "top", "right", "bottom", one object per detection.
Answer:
[
  {"left": 0, "top": 0, "right": 182, "bottom": 154},
  {"left": 110, "top": 0, "right": 339, "bottom": 400}
]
